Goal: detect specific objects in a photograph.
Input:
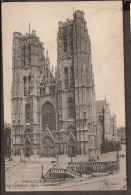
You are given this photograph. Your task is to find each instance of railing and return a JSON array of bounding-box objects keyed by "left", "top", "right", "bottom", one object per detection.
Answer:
[
  {"left": 43, "top": 167, "right": 82, "bottom": 179},
  {"left": 67, "top": 168, "right": 82, "bottom": 178},
  {"left": 50, "top": 168, "right": 67, "bottom": 173}
]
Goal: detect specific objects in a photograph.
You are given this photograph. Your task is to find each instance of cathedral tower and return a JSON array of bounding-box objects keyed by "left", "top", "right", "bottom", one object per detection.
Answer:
[
  {"left": 11, "top": 30, "right": 46, "bottom": 156},
  {"left": 57, "top": 10, "right": 97, "bottom": 159}
]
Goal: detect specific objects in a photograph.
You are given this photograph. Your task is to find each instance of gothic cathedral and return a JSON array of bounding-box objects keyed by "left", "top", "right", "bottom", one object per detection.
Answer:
[{"left": 11, "top": 10, "right": 99, "bottom": 160}]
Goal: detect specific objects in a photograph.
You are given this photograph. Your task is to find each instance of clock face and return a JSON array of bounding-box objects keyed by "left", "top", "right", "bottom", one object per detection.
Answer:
[{"left": 98, "top": 115, "right": 104, "bottom": 126}]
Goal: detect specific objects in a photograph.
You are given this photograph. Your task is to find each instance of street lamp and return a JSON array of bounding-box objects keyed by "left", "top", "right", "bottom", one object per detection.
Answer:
[{"left": 41, "top": 165, "right": 44, "bottom": 178}]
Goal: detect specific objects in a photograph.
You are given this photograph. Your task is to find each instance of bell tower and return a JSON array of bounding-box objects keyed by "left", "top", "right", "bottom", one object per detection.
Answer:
[
  {"left": 57, "top": 10, "right": 97, "bottom": 159},
  {"left": 11, "top": 30, "right": 46, "bottom": 155}
]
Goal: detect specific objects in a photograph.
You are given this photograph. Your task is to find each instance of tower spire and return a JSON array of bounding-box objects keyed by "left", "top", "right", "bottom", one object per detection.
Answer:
[{"left": 29, "top": 22, "right": 30, "bottom": 35}]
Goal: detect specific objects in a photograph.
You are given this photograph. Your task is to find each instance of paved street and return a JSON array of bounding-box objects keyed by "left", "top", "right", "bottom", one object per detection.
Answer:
[{"left": 5, "top": 147, "right": 126, "bottom": 191}]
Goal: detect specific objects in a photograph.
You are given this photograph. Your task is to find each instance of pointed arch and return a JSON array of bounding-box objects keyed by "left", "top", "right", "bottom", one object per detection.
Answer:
[
  {"left": 70, "top": 66, "right": 74, "bottom": 88},
  {"left": 67, "top": 133, "right": 76, "bottom": 157},
  {"left": 67, "top": 125, "right": 76, "bottom": 131},
  {"left": 24, "top": 135, "right": 31, "bottom": 157},
  {"left": 67, "top": 97, "right": 75, "bottom": 119},
  {"left": 25, "top": 103, "right": 30, "bottom": 123},
  {"left": 24, "top": 128, "right": 31, "bottom": 134},
  {"left": 40, "top": 135, "right": 55, "bottom": 157},
  {"left": 28, "top": 75, "right": 31, "bottom": 95},
  {"left": 64, "top": 67, "right": 69, "bottom": 89},
  {"left": 23, "top": 76, "right": 27, "bottom": 96},
  {"left": 41, "top": 101, "right": 56, "bottom": 131}
]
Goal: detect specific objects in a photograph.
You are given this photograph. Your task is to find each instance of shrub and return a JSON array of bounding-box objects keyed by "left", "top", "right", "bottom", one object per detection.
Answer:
[{"left": 100, "top": 139, "right": 121, "bottom": 153}]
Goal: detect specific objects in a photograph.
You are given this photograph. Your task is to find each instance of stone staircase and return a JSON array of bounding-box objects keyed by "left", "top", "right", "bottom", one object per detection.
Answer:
[
  {"left": 43, "top": 156, "right": 82, "bottom": 180},
  {"left": 43, "top": 167, "right": 82, "bottom": 179}
]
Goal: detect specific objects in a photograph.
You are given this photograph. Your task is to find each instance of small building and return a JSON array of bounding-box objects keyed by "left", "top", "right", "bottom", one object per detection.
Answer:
[
  {"left": 118, "top": 127, "right": 126, "bottom": 144},
  {"left": 4, "top": 123, "right": 11, "bottom": 158},
  {"left": 96, "top": 98, "right": 118, "bottom": 145}
]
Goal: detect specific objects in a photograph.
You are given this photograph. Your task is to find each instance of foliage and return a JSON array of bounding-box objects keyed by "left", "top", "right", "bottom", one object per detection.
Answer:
[{"left": 100, "top": 139, "right": 121, "bottom": 153}]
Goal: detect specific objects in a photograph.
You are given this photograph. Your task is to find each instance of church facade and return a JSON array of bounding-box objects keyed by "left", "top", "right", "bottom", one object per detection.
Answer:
[{"left": 11, "top": 10, "right": 101, "bottom": 160}]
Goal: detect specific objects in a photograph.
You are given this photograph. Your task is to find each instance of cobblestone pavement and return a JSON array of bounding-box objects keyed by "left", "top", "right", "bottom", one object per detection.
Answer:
[{"left": 5, "top": 148, "right": 126, "bottom": 191}]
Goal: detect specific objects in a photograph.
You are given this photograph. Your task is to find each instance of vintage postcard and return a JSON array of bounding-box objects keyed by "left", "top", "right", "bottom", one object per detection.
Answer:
[{"left": 2, "top": 1, "right": 126, "bottom": 191}]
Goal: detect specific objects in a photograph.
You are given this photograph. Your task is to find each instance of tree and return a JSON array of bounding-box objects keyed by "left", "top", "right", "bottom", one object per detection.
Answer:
[{"left": 100, "top": 139, "right": 121, "bottom": 153}]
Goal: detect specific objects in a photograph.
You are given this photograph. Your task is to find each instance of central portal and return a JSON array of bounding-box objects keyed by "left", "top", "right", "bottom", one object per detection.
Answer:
[
  {"left": 25, "top": 140, "right": 31, "bottom": 157},
  {"left": 41, "top": 136, "right": 55, "bottom": 157},
  {"left": 68, "top": 137, "right": 76, "bottom": 157}
]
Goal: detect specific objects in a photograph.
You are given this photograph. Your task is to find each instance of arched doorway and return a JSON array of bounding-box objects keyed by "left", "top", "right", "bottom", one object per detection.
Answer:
[
  {"left": 25, "top": 140, "right": 31, "bottom": 157},
  {"left": 41, "top": 136, "right": 55, "bottom": 157},
  {"left": 68, "top": 137, "right": 76, "bottom": 157},
  {"left": 41, "top": 101, "right": 56, "bottom": 131}
]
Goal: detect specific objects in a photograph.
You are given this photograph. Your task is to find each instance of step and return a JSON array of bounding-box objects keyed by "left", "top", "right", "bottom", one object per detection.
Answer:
[{"left": 43, "top": 167, "right": 82, "bottom": 180}]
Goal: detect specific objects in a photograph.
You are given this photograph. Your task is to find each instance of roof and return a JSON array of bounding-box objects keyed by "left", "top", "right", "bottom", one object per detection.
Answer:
[{"left": 96, "top": 100, "right": 106, "bottom": 113}]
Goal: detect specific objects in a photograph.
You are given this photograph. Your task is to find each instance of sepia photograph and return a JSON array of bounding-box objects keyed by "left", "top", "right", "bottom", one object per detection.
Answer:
[{"left": 2, "top": 1, "right": 126, "bottom": 191}]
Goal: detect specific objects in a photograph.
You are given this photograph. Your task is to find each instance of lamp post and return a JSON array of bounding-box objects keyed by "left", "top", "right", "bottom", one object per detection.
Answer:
[{"left": 42, "top": 165, "right": 43, "bottom": 178}]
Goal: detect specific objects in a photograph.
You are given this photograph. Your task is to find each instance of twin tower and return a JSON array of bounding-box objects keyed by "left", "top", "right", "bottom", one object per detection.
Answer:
[{"left": 11, "top": 10, "right": 98, "bottom": 160}]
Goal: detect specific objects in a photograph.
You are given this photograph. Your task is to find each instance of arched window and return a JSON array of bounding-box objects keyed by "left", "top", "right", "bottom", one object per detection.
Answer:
[
  {"left": 63, "top": 27, "right": 67, "bottom": 53},
  {"left": 23, "top": 77, "right": 27, "bottom": 96},
  {"left": 25, "top": 103, "right": 30, "bottom": 123},
  {"left": 70, "top": 66, "right": 74, "bottom": 88},
  {"left": 98, "top": 115, "right": 104, "bottom": 126},
  {"left": 42, "top": 101, "right": 56, "bottom": 131},
  {"left": 28, "top": 42, "right": 31, "bottom": 66},
  {"left": 64, "top": 67, "right": 68, "bottom": 89},
  {"left": 28, "top": 76, "right": 31, "bottom": 95},
  {"left": 67, "top": 97, "right": 74, "bottom": 119}
]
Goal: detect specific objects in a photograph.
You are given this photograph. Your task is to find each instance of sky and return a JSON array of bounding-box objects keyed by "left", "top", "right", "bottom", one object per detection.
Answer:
[{"left": 2, "top": 1, "right": 125, "bottom": 127}]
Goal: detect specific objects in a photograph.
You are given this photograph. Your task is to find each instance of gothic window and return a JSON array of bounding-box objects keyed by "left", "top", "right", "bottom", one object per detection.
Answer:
[
  {"left": 67, "top": 97, "right": 74, "bottom": 119},
  {"left": 63, "top": 27, "right": 67, "bottom": 53},
  {"left": 64, "top": 67, "right": 69, "bottom": 89},
  {"left": 63, "top": 42, "right": 67, "bottom": 53},
  {"left": 42, "top": 102, "right": 56, "bottom": 131},
  {"left": 70, "top": 66, "right": 74, "bottom": 88},
  {"left": 23, "top": 77, "right": 27, "bottom": 96},
  {"left": 25, "top": 103, "right": 30, "bottom": 123},
  {"left": 23, "top": 42, "right": 26, "bottom": 67},
  {"left": 52, "top": 85, "right": 55, "bottom": 93},
  {"left": 50, "top": 85, "right": 55, "bottom": 94},
  {"left": 40, "top": 87, "right": 46, "bottom": 95},
  {"left": 98, "top": 115, "right": 104, "bottom": 126},
  {"left": 28, "top": 42, "right": 31, "bottom": 66},
  {"left": 28, "top": 76, "right": 31, "bottom": 95},
  {"left": 23, "top": 56, "right": 26, "bottom": 67}
]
